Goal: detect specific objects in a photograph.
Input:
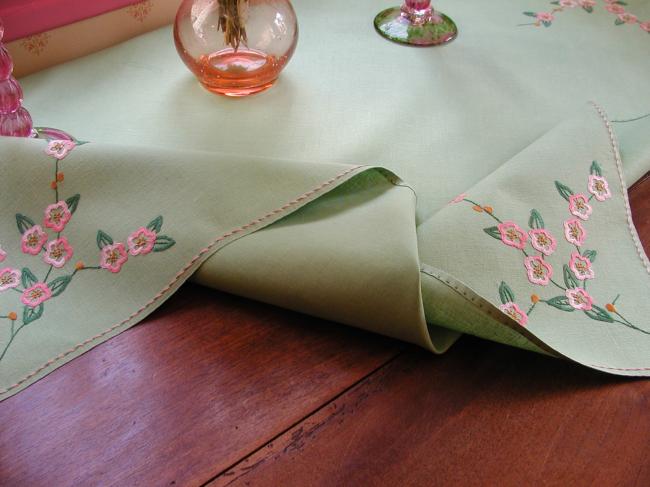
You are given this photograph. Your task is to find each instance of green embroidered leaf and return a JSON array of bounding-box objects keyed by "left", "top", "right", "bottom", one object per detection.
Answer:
[
  {"left": 546, "top": 296, "right": 575, "bottom": 312},
  {"left": 523, "top": 11, "right": 537, "bottom": 17},
  {"left": 147, "top": 216, "right": 163, "bottom": 233},
  {"left": 582, "top": 5, "right": 593, "bottom": 13},
  {"left": 483, "top": 226, "right": 501, "bottom": 240},
  {"left": 550, "top": 1, "right": 559, "bottom": 4},
  {"left": 498, "top": 281, "right": 515, "bottom": 305},
  {"left": 153, "top": 235, "right": 176, "bottom": 252},
  {"left": 582, "top": 249, "right": 597, "bottom": 263},
  {"left": 65, "top": 194, "right": 81, "bottom": 215},
  {"left": 615, "top": 18, "right": 625, "bottom": 25},
  {"left": 96, "top": 230, "right": 114, "bottom": 250},
  {"left": 23, "top": 304, "right": 44, "bottom": 326},
  {"left": 528, "top": 209, "right": 545, "bottom": 229},
  {"left": 563, "top": 265, "right": 579, "bottom": 290},
  {"left": 21, "top": 268, "right": 38, "bottom": 289},
  {"left": 48, "top": 275, "right": 72, "bottom": 297},
  {"left": 16, "top": 214, "right": 35, "bottom": 235},
  {"left": 554, "top": 181, "right": 574, "bottom": 201},
  {"left": 584, "top": 305, "right": 615, "bottom": 323},
  {"left": 590, "top": 161, "right": 602, "bottom": 177},
  {"left": 616, "top": 1, "right": 627, "bottom": 4}
]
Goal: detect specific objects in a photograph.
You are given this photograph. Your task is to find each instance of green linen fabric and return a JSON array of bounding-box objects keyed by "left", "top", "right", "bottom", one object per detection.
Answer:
[{"left": 1, "top": 0, "right": 649, "bottom": 399}]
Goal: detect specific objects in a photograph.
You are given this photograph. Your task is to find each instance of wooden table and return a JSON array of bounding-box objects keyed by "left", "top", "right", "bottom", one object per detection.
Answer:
[{"left": 1, "top": 174, "right": 649, "bottom": 487}]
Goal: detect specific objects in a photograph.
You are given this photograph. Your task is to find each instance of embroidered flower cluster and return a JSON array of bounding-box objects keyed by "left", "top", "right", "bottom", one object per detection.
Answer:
[
  {"left": 521, "top": 0, "right": 650, "bottom": 34},
  {"left": 0, "top": 140, "right": 176, "bottom": 363},
  {"left": 450, "top": 161, "right": 648, "bottom": 335}
]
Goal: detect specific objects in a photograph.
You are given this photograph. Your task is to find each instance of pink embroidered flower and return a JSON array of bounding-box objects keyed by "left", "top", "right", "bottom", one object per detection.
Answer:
[
  {"left": 21, "top": 225, "right": 48, "bottom": 255},
  {"left": 568, "top": 194, "right": 593, "bottom": 221},
  {"left": 499, "top": 302, "right": 528, "bottom": 327},
  {"left": 536, "top": 12, "right": 554, "bottom": 22},
  {"left": 528, "top": 229, "right": 557, "bottom": 256},
  {"left": 578, "top": 0, "right": 596, "bottom": 6},
  {"left": 569, "top": 252, "right": 595, "bottom": 280},
  {"left": 565, "top": 288, "right": 594, "bottom": 311},
  {"left": 559, "top": 0, "right": 578, "bottom": 7},
  {"left": 640, "top": 21, "right": 650, "bottom": 32},
  {"left": 127, "top": 227, "right": 157, "bottom": 256},
  {"left": 0, "top": 245, "right": 6, "bottom": 263},
  {"left": 21, "top": 283, "right": 52, "bottom": 308},
  {"left": 605, "top": 3, "right": 625, "bottom": 15},
  {"left": 449, "top": 193, "right": 467, "bottom": 204},
  {"left": 605, "top": 4, "right": 625, "bottom": 14},
  {"left": 524, "top": 256, "right": 553, "bottom": 286},
  {"left": 498, "top": 221, "right": 528, "bottom": 250},
  {"left": 0, "top": 268, "right": 21, "bottom": 292},
  {"left": 45, "top": 140, "right": 76, "bottom": 160},
  {"left": 43, "top": 201, "right": 72, "bottom": 232},
  {"left": 617, "top": 13, "right": 638, "bottom": 24},
  {"left": 564, "top": 219, "right": 587, "bottom": 246},
  {"left": 100, "top": 243, "right": 128, "bottom": 273},
  {"left": 588, "top": 175, "right": 611, "bottom": 202},
  {"left": 43, "top": 237, "right": 74, "bottom": 269}
]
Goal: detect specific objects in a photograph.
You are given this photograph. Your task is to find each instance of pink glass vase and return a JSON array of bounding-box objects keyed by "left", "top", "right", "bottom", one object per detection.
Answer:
[
  {"left": 174, "top": 0, "right": 299, "bottom": 97},
  {"left": 0, "top": 19, "right": 34, "bottom": 137}
]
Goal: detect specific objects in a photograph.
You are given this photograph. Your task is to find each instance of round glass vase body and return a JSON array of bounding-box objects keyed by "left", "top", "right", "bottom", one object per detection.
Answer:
[{"left": 174, "top": 0, "right": 298, "bottom": 97}]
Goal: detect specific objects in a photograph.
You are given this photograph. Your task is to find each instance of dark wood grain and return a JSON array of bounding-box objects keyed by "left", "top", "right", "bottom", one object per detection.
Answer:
[
  {"left": 630, "top": 171, "right": 650, "bottom": 256},
  {"left": 0, "top": 286, "right": 402, "bottom": 487},
  {"left": 212, "top": 339, "right": 650, "bottom": 487}
]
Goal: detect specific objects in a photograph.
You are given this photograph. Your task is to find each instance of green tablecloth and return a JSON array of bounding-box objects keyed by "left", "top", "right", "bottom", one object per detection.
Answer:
[{"left": 1, "top": 0, "right": 649, "bottom": 400}]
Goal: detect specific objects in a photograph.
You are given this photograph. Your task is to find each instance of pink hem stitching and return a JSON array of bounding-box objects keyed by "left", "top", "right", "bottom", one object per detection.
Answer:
[{"left": 0, "top": 165, "right": 364, "bottom": 396}]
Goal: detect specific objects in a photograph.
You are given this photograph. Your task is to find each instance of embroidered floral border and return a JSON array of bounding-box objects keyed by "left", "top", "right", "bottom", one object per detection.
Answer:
[
  {"left": 520, "top": 0, "right": 650, "bottom": 34},
  {"left": 0, "top": 140, "right": 176, "bottom": 363}
]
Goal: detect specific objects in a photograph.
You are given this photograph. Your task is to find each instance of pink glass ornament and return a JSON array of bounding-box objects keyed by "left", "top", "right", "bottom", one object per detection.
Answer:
[{"left": 0, "top": 18, "right": 34, "bottom": 137}]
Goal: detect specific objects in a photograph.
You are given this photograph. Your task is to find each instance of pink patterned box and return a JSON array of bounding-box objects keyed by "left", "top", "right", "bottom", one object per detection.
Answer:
[{"left": 1, "top": 0, "right": 146, "bottom": 42}]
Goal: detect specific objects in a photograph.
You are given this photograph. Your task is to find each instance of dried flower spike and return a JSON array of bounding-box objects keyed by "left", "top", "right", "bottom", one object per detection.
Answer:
[{"left": 218, "top": 0, "right": 248, "bottom": 50}]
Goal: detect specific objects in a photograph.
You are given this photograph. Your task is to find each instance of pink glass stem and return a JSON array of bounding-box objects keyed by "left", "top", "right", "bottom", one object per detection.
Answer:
[
  {"left": 401, "top": 0, "right": 436, "bottom": 24},
  {"left": 405, "top": 0, "right": 431, "bottom": 9},
  {"left": 0, "top": 18, "right": 34, "bottom": 137}
]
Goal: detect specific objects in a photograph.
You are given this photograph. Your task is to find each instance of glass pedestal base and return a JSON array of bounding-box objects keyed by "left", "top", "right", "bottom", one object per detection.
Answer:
[{"left": 374, "top": 7, "right": 458, "bottom": 46}]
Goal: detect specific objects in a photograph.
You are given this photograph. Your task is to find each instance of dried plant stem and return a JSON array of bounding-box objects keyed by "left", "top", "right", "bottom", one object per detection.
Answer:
[{"left": 218, "top": 0, "right": 248, "bottom": 50}]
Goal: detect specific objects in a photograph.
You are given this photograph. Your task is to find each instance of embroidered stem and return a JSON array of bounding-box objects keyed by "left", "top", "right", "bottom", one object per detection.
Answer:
[
  {"left": 611, "top": 113, "right": 650, "bottom": 124},
  {"left": 43, "top": 265, "right": 54, "bottom": 283},
  {"left": 0, "top": 320, "right": 20, "bottom": 363},
  {"left": 54, "top": 159, "right": 59, "bottom": 202},
  {"left": 463, "top": 198, "right": 503, "bottom": 224},
  {"left": 613, "top": 319, "right": 650, "bottom": 335}
]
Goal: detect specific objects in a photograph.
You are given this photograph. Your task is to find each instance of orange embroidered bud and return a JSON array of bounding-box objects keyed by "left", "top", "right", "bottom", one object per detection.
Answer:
[
  {"left": 606, "top": 303, "right": 616, "bottom": 313},
  {"left": 531, "top": 294, "right": 540, "bottom": 304},
  {"left": 50, "top": 181, "right": 58, "bottom": 190},
  {"left": 472, "top": 205, "right": 484, "bottom": 212},
  {"left": 484, "top": 206, "right": 494, "bottom": 214},
  {"left": 8, "top": 312, "right": 17, "bottom": 321},
  {"left": 56, "top": 172, "right": 65, "bottom": 182},
  {"left": 75, "top": 261, "right": 85, "bottom": 271}
]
